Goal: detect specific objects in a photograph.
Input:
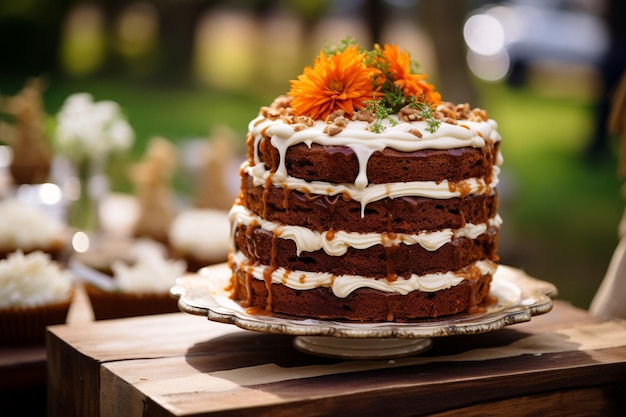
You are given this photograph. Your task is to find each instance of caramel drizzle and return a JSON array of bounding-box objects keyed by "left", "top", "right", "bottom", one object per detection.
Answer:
[
  {"left": 447, "top": 179, "right": 472, "bottom": 198},
  {"left": 262, "top": 266, "right": 275, "bottom": 312},
  {"left": 241, "top": 261, "right": 254, "bottom": 308},
  {"left": 458, "top": 263, "right": 489, "bottom": 314}
]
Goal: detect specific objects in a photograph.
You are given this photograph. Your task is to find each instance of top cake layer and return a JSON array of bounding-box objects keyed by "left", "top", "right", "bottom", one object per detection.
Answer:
[{"left": 243, "top": 99, "right": 502, "bottom": 222}]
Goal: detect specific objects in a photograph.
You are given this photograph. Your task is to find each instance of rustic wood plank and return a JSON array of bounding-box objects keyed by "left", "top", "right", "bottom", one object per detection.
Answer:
[
  {"left": 47, "top": 301, "right": 626, "bottom": 417},
  {"left": 428, "top": 385, "right": 625, "bottom": 417},
  {"left": 99, "top": 344, "right": 626, "bottom": 417},
  {"left": 47, "top": 312, "right": 234, "bottom": 417}
]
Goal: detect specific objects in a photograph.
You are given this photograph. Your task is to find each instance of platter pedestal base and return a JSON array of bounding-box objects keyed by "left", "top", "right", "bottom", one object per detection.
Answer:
[{"left": 293, "top": 336, "right": 432, "bottom": 359}]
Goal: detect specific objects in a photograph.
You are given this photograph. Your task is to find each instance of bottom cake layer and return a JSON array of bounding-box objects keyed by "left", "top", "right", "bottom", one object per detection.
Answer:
[{"left": 230, "top": 268, "right": 494, "bottom": 321}]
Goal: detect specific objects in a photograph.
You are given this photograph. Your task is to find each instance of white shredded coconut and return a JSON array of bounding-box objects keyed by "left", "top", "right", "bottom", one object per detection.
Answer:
[
  {"left": 0, "top": 251, "right": 73, "bottom": 308},
  {"left": 0, "top": 199, "right": 66, "bottom": 251},
  {"left": 111, "top": 240, "right": 187, "bottom": 293}
]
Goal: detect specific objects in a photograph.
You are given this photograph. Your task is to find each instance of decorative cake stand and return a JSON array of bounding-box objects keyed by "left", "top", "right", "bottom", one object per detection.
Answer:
[{"left": 171, "top": 264, "right": 557, "bottom": 359}]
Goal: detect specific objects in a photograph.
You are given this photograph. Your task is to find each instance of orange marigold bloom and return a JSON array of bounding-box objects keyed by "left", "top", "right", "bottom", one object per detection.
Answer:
[
  {"left": 376, "top": 44, "right": 441, "bottom": 105},
  {"left": 289, "top": 45, "right": 380, "bottom": 120}
]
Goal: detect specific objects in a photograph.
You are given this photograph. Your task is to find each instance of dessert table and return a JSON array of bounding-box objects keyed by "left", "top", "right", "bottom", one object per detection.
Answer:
[
  {"left": 0, "top": 285, "right": 94, "bottom": 415},
  {"left": 47, "top": 300, "right": 626, "bottom": 417}
]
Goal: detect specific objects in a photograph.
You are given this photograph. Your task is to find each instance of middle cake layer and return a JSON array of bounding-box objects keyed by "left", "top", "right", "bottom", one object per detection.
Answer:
[
  {"left": 233, "top": 222, "right": 499, "bottom": 278},
  {"left": 241, "top": 175, "right": 499, "bottom": 234}
]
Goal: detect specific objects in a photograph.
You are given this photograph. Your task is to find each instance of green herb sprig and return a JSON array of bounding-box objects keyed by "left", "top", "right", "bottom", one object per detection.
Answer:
[
  {"left": 411, "top": 100, "right": 441, "bottom": 134},
  {"left": 363, "top": 96, "right": 397, "bottom": 133}
]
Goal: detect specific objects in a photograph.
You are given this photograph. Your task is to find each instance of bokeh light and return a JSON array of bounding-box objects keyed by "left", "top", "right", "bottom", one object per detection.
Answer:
[{"left": 463, "top": 14, "right": 505, "bottom": 56}]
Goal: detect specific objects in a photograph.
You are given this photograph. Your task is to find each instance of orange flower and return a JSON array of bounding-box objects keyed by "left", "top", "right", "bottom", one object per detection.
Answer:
[
  {"left": 289, "top": 45, "right": 380, "bottom": 120},
  {"left": 376, "top": 44, "right": 441, "bottom": 105}
]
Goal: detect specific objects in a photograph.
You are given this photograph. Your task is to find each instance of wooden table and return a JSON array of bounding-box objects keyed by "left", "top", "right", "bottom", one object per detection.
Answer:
[
  {"left": 47, "top": 300, "right": 626, "bottom": 417},
  {"left": 0, "top": 285, "right": 94, "bottom": 416}
]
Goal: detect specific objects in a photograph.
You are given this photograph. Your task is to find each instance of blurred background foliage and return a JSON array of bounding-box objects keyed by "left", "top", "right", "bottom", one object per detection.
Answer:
[{"left": 0, "top": 0, "right": 624, "bottom": 309}]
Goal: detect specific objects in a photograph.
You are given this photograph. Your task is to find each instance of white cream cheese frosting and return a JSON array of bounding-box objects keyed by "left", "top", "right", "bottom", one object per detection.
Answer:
[
  {"left": 0, "top": 251, "right": 73, "bottom": 308},
  {"left": 229, "top": 204, "right": 502, "bottom": 256},
  {"left": 249, "top": 114, "right": 502, "bottom": 188},
  {"left": 232, "top": 106, "right": 502, "bottom": 300},
  {"left": 230, "top": 250, "right": 497, "bottom": 298},
  {"left": 245, "top": 113, "right": 502, "bottom": 217}
]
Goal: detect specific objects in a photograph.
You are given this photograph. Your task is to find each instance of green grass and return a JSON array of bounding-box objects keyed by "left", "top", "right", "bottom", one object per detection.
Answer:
[
  {"left": 38, "top": 77, "right": 276, "bottom": 153},
  {"left": 480, "top": 83, "right": 623, "bottom": 308},
  {"left": 2, "top": 75, "right": 622, "bottom": 309}
]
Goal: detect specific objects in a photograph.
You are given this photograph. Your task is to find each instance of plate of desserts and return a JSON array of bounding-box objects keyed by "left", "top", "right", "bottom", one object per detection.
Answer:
[{"left": 171, "top": 263, "right": 557, "bottom": 358}]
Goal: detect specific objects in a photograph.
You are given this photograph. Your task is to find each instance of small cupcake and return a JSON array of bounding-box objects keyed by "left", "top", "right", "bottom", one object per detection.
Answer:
[
  {"left": 0, "top": 198, "right": 68, "bottom": 261},
  {"left": 169, "top": 209, "right": 230, "bottom": 272},
  {"left": 74, "top": 239, "right": 186, "bottom": 320},
  {"left": 0, "top": 251, "right": 74, "bottom": 345}
]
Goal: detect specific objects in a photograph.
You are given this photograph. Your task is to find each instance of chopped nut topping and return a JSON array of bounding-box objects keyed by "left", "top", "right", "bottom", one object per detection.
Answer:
[
  {"left": 435, "top": 102, "right": 457, "bottom": 120},
  {"left": 325, "top": 109, "right": 346, "bottom": 124},
  {"left": 353, "top": 110, "right": 375, "bottom": 123},
  {"left": 260, "top": 102, "right": 293, "bottom": 120},
  {"left": 470, "top": 108, "right": 489, "bottom": 121},
  {"left": 408, "top": 128, "right": 423, "bottom": 138},
  {"left": 399, "top": 105, "right": 421, "bottom": 122},
  {"left": 293, "top": 124, "right": 308, "bottom": 132},
  {"left": 455, "top": 103, "right": 471, "bottom": 119},
  {"left": 333, "top": 116, "right": 349, "bottom": 128},
  {"left": 429, "top": 101, "right": 487, "bottom": 125},
  {"left": 270, "top": 95, "right": 292, "bottom": 110},
  {"left": 295, "top": 115, "right": 315, "bottom": 127},
  {"left": 266, "top": 108, "right": 282, "bottom": 119},
  {"left": 323, "top": 124, "right": 343, "bottom": 136}
]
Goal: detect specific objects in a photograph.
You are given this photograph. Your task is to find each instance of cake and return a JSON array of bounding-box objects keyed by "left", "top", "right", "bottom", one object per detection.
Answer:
[
  {"left": 73, "top": 238, "right": 186, "bottom": 320},
  {"left": 227, "top": 41, "right": 502, "bottom": 321},
  {"left": 0, "top": 251, "right": 74, "bottom": 345},
  {"left": 0, "top": 198, "right": 68, "bottom": 261},
  {"left": 169, "top": 208, "right": 230, "bottom": 272}
]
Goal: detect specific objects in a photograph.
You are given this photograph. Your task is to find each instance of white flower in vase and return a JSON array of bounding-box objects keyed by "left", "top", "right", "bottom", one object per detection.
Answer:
[
  {"left": 54, "top": 93, "right": 135, "bottom": 234},
  {"left": 55, "top": 93, "right": 135, "bottom": 162}
]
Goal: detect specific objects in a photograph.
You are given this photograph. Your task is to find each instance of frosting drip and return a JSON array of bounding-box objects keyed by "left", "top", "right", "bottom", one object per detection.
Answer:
[
  {"left": 246, "top": 113, "right": 502, "bottom": 217},
  {"left": 245, "top": 163, "right": 499, "bottom": 216},
  {"left": 250, "top": 114, "right": 501, "bottom": 186},
  {"left": 231, "top": 250, "right": 497, "bottom": 298},
  {"left": 229, "top": 203, "right": 502, "bottom": 256}
]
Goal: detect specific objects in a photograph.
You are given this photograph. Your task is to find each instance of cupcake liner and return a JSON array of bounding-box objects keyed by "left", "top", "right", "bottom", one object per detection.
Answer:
[
  {"left": 83, "top": 283, "right": 180, "bottom": 320},
  {"left": 0, "top": 297, "right": 73, "bottom": 346}
]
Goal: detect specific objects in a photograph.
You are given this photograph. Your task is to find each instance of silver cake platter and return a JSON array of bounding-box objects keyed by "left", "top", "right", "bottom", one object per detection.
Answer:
[{"left": 171, "top": 263, "right": 557, "bottom": 359}]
